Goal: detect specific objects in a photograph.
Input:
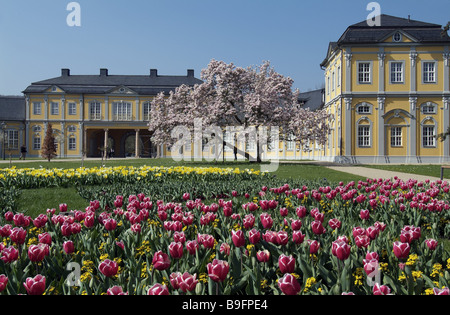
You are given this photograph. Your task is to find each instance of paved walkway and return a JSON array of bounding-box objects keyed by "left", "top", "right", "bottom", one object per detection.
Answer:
[
  {"left": 325, "top": 165, "right": 443, "bottom": 182},
  {"left": 278, "top": 160, "right": 445, "bottom": 182}
]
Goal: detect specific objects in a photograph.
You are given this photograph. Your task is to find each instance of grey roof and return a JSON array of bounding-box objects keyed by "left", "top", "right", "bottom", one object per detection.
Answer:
[
  {"left": 298, "top": 89, "right": 325, "bottom": 111},
  {"left": 338, "top": 14, "right": 450, "bottom": 45},
  {"left": 0, "top": 96, "right": 26, "bottom": 121},
  {"left": 321, "top": 14, "right": 450, "bottom": 67},
  {"left": 23, "top": 69, "right": 203, "bottom": 95}
]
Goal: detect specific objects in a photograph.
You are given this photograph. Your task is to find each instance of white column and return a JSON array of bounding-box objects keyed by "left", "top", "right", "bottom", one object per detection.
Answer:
[{"left": 135, "top": 129, "right": 140, "bottom": 158}]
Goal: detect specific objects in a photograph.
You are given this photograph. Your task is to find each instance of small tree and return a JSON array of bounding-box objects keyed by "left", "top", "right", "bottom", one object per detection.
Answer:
[{"left": 41, "top": 123, "right": 57, "bottom": 162}]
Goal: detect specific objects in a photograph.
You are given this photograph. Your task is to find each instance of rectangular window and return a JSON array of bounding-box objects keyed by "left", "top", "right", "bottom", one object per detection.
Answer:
[
  {"left": 391, "top": 127, "right": 402, "bottom": 147},
  {"left": 68, "top": 102, "right": 77, "bottom": 115},
  {"left": 89, "top": 102, "right": 101, "bottom": 120},
  {"left": 33, "top": 137, "right": 41, "bottom": 150},
  {"left": 390, "top": 62, "right": 404, "bottom": 83},
  {"left": 286, "top": 134, "right": 295, "bottom": 151},
  {"left": 33, "top": 102, "right": 42, "bottom": 115},
  {"left": 51, "top": 102, "right": 59, "bottom": 115},
  {"left": 113, "top": 102, "right": 132, "bottom": 121},
  {"left": 423, "top": 126, "right": 436, "bottom": 147},
  {"left": 423, "top": 62, "right": 436, "bottom": 83},
  {"left": 357, "top": 126, "right": 371, "bottom": 147},
  {"left": 68, "top": 138, "right": 77, "bottom": 151},
  {"left": 143, "top": 102, "right": 151, "bottom": 121},
  {"left": 6, "top": 130, "right": 19, "bottom": 149},
  {"left": 358, "top": 62, "right": 371, "bottom": 84}
]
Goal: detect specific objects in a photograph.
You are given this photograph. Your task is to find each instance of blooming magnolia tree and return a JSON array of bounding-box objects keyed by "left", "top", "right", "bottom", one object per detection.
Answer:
[{"left": 148, "top": 59, "right": 333, "bottom": 162}]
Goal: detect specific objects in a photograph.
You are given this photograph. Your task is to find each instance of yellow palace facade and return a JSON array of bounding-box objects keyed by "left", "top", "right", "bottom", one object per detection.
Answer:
[
  {"left": 321, "top": 15, "right": 450, "bottom": 163},
  {"left": 21, "top": 68, "right": 202, "bottom": 159}
]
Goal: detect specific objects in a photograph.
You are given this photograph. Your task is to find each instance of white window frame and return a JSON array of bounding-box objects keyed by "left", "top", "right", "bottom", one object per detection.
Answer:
[
  {"left": 143, "top": 102, "right": 151, "bottom": 121},
  {"left": 357, "top": 125, "right": 371, "bottom": 148},
  {"left": 68, "top": 137, "right": 77, "bottom": 151},
  {"left": 6, "top": 130, "right": 19, "bottom": 149},
  {"left": 113, "top": 102, "right": 132, "bottom": 121},
  {"left": 33, "top": 136, "right": 41, "bottom": 150},
  {"left": 357, "top": 61, "right": 372, "bottom": 84},
  {"left": 89, "top": 101, "right": 102, "bottom": 120},
  {"left": 356, "top": 103, "right": 372, "bottom": 115},
  {"left": 51, "top": 102, "right": 59, "bottom": 115},
  {"left": 422, "top": 61, "right": 437, "bottom": 84},
  {"left": 421, "top": 102, "right": 437, "bottom": 114},
  {"left": 422, "top": 125, "right": 436, "bottom": 148},
  {"left": 390, "top": 61, "right": 404, "bottom": 84},
  {"left": 67, "top": 125, "right": 77, "bottom": 133},
  {"left": 33, "top": 102, "right": 42, "bottom": 115},
  {"left": 68, "top": 102, "right": 77, "bottom": 115},
  {"left": 390, "top": 127, "right": 403, "bottom": 147}
]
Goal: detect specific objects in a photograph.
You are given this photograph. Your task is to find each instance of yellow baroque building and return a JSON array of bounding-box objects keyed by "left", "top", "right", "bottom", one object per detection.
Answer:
[
  {"left": 321, "top": 14, "right": 450, "bottom": 163},
  {"left": 21, "top": 68, "right": 202, "bottom": 159}
]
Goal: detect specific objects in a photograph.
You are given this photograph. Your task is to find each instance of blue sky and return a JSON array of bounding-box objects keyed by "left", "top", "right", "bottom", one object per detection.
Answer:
[{"left": 0, "top": 0, "right": 449, "bottom": 95}]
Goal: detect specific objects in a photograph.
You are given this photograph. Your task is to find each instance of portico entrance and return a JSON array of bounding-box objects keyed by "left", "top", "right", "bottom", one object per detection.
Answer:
[{"left": 85, "top": 128, "right": 156, "bottom": 158}]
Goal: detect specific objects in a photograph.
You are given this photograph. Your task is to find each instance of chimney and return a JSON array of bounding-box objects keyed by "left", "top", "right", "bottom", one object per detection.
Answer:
[
  {"left": 187, "top": 69, "right": 194, "bottom": 77},
  {"left": 61, "top": 69, "right": 70, "bottom": 77},
  {"left": 150, "top": 69, "right": 158, "bottom": 77},
  {"left": 100, "top": 68, "right": 108, "bottom": 76}
]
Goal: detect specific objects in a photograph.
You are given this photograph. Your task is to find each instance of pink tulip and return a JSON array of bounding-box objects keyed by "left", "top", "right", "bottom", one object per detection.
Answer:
[
  {"left": 332, "top": 240, "right": 351, "bottom": 261},
  {"left": 103, "top": 218, "right": 117, "bottom": 231},
  {"left": 256, "top": 250, "right": 270, "bottom": 263},
  {"left": 59, "top": 203, "right": 68, "bottom": 213},
  {"left": 219, "top": 243, "right": 231, "bottom": 256},
  {"left": 177, "top": 272, "right": 199, "bottom": 293},
  {"left": 23, "top": 275, "right": 46, "bottom": 295},
  {"left": 107, "top": 286, "right": 128, "bottom": 295},
  {"left": 186, "top": 240, "right": 199, "bottom": 255},
  {"left": 182, "top": 193, "right": 190, "bottom": 201},
  {"left": 278, "top": 254, "right": 295, "bottom": 274},
  {"left": 433, "top": 287, "right": 449, "bottom": 295},
  {"left": 10, "top": 227, "right": 27, "bottom": 245},
  {"left": 63, "top": 241, "right": 75, "bottom": 254},
  {"left": 278, "top": 273, "right": 301, "bottom": 295},
  {"left": 260, "top": 213, "right": 273, "bottom": 229},
  {"left": 311, "top": 220, "right": 326, "bottom": 235},
  {"left": 168, "top": 242, "right": 184, "bottom": 259},
  {"left": 248, "top": 229, "right": 261, "bottom": 244},
  {"left": 152, "top": 251, "right": 171, "bottom": 271},
  {"left": 373, "top": 283, "right": 391, "bottom": 295},
  {"left": 231, "top": 230, "right": 246, "bottom": 247},
  {"left": 292, "top": 230, "right": 305, "bottom": 244},
  {"left": 360, "top": 209, "right": 370, "bottom": 220},
  {"left": 148, "top": 283, "right": 169, "bottom": 295},
  {"left": 0, "top": 274, "right": 8, "bottom": 293},
  {"left": 393, "top": 241, "right": 411, "bottom": 259},
  {"left": 354, "top": 235, "right": 371, "bottom": 248},
  {"left": 328, "top": 218, "right": 341, "bottom": 230},
  {"left": 1, "top": 246, "right": 19, "bottom": 263},
  {"left": 98, "top": 259, "right": 119, "bottom": 277},
  {"left": 207, "top": 259, "right": 229, "bottom": 283},
  {"left": 425, "top": 239, "right": 438, "bottom": 251},
  {"left": 38, "top": 232, "right": 52, "bottom": 245},
  {"left": 28, "top": 244, "right": 49, "bottom": 262},
  {"left": 308, "top": 239, "right": 320, "bottom": 254}
]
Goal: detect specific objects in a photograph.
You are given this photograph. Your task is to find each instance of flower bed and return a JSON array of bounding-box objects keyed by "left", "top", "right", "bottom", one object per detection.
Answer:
[{"left": 0, "top": 170, "right": 449, "bottom": 295}]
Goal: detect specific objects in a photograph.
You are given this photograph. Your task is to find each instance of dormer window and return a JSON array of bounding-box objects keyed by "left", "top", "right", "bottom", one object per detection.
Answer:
[{"left": 393, "top": 32, "right": 402, "bottom": 42}]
